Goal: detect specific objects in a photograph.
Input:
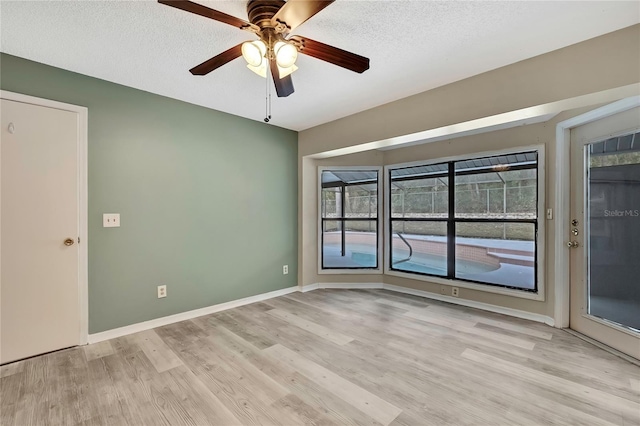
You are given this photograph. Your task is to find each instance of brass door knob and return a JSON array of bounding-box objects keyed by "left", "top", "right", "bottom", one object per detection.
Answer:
[
  {"left": 64, "top": 238, "right": 75, "bottom": 246},
  {"left": 567, "top": 241, "right": 579, "bottom": 248}
]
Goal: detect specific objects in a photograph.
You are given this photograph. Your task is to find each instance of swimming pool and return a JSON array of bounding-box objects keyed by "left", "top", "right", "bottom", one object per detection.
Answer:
[
  {"left": 323, "top": 240, "right": 535, "bottom": 289},
  {"left": 346, "top": 251, "right": 496, "bottom": 276}
]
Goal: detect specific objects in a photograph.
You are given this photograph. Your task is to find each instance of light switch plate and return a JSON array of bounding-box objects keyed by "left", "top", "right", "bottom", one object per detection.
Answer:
[{"left": 103, "top": 213, "right": 120, "bottom": 228}]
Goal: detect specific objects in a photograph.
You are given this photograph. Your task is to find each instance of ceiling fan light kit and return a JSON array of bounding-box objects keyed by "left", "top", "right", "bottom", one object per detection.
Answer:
[{"left": 158, "top": 0, "right": 370, "bottom": 98}]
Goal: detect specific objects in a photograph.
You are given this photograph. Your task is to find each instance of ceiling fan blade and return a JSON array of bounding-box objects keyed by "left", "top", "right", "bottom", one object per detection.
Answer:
[
  {"left": 271, "top": 0, "right": 334, "bottom": 32},
  {"left": 190, "top": 43, "right": 243, "bottom": 75},
  {"left": 291, "top": 36, "right": 369, "bottom": 73},
  {"left": 159, "top": 0, "right": 252, "bottom": 31},
  {"left": 290, "top": 36, "right": 369, "bottom": 73},
  {"left": 270, "top": 59, "right": 295, "bottom": 97}
]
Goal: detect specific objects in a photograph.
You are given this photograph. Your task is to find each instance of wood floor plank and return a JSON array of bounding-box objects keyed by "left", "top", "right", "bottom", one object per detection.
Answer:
[
  {"left": 461, "top": 348, "right": 640, "bottom": 421},
  {"left": 385, "top": 339, "right": 624, "bottom": 425},
  {"left": 211, "top": 324, "right": 387, "bottom": 426},
  {"left": 424, "top": 304, "right": 554, "bottom": 340},
  {"left": 0, "top": 360, "right": 25, "bottom": 378},
  {"left": 129, "top": 329, "right": 183, "bottom": 373},
  {"left": 0, "top": 371, "right": 24, "bottom": 423},
  {"left": 270, "top": 394, "right": 338, "bottom": 426},
  {"left": 2, "top": 289, "right": 638, "bottom": 426},
  {"left": 405, "top": 310, "right": 536, "bottom": 350},
  {"left": 266, "top": 308, "right": 354, "bottom": 346},
  {"left": 13, "top": 352, "right": 54, "bottom": 425},
  {"left": 83, "top": 340, "right": 116, "bottom": 362},
  {"left": 209, "top": 311, "right": 276, "bottom": 349},
  {"left": 264, "top": 344, "right": 403, "bottom": 426},
  {"left": 403, "top": 306, "right": 479, "bottom": 328},
  {"left": 155, "top": 323, "right": 289, "bottom": 425}
]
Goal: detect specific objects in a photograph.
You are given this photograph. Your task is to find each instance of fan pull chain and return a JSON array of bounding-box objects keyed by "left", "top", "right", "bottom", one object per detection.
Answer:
[{"left": 264, "top": 59, "right": 272, "bottom": 123}]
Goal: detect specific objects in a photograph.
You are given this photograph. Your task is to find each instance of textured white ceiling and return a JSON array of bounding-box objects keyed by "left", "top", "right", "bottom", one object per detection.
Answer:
[{"left": 1, "top": 1, "right": 638, "bottom": 131}]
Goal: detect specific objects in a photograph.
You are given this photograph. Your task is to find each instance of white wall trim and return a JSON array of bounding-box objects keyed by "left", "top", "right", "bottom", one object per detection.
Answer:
[
  {"left": 553, "top": 95, "right": 640, "bottom": 328},
  {"left": 0, "top": 90, "right": 89, "bottom": 346},
  {"left": 383, "top": 283, "right": 555, "bottom": 326},
  {"left": 88, "top": 286, "right": 298, "bottom": 344},
  {"left": 308, "top": 84, "right": 640, "bottom": 159}
]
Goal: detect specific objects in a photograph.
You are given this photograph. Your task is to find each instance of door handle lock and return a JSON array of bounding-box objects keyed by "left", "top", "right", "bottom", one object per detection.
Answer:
[
  {"left": 64, "top": 238, "right": 75, "bottom": 246},
  {"left": 572, "top": 228, "right": 579, "bottom": 236},
  {"left": 567, "top": 241, "right": 579, "bottom": 248}
]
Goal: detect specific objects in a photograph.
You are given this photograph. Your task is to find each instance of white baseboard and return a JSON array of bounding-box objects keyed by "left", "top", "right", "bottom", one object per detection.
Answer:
[
  {"left": 300, "top": 283, "right": 319, "bottom": 293},
  {"left": 88, "top": 280, "right": 554, "bottom": 345},
  {"left": 301, "top": 281, "right": 553, "bottom": 326},
  {"left": 383, "top": 283, "right": 555, "bottom": 327},
  {"left": 87, "top": 286, "right": 298, "bottom": 344}
]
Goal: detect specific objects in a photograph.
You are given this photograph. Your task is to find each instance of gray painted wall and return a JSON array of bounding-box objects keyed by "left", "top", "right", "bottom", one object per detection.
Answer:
[{"left": 0, "top": 53, "right": 298, "bottom": 333}]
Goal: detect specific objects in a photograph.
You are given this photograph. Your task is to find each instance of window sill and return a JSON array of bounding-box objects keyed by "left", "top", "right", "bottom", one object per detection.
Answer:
[
  {"left": 318, "top": 268, "right": 383, "bottom": 275},
  {"left": 384, "top": 269, "right": 545, "bottom": 301}
]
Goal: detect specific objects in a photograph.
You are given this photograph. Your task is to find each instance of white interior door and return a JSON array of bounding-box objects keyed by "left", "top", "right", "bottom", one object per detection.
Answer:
[
  {"left": 569, "top": 106, "right": 640, "bottom": 359},
  {"left": 1, "top": 98, "right": 81, "bottom": 364}
]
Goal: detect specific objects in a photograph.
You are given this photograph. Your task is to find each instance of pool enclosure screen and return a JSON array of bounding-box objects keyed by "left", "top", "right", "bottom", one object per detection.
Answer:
[
  {"left": 389, "top": 151, "right": 539, "bottom": 292},
  {"left": 321, "top": 170, "right": 379, "bottom": 269}
]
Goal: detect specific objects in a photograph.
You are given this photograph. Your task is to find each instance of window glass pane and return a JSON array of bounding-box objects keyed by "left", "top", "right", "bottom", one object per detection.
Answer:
[
  {"left": 322, "top": 220, "right": 342, "bottom": 268},
  {"left": 321, "top": 170, "right": 378, "bottom": 219},
  {"left": 321, "top": 186, "right": 341, "bottom": 218},
  {"left": 322, "top": 220, "right": 376, "bottom": 268},
  {"left": 345, "top": 184, "right": 378, "bottom": 218},
  {"left": 587, "top": 135, "right": 640, "bottom": 330},
  {"left": 391, "top": 177, "right": 449, "bottom": 218},
  {"left": 391, "top": 221, "right": 447, "bottom": 276},
  {"left": 391, "top": 163, "right": 449, "bottom": 179},
  {"left": 455, "top": 153, "right": 537, "bottom": 219},
  {"left": 345, "top": 221, "right": 377, "bottom": 267},
  {"left": 455, "top": 223, "right": 535, "bottom": 290}
]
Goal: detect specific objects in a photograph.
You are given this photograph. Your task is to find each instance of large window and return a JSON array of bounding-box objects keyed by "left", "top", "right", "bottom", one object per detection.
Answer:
[
  {"left": 321, "top": 169, "right": 380, "bottom": 270},
  {"left": 389, "top": 151, "right": 539, "bottom": 292}
]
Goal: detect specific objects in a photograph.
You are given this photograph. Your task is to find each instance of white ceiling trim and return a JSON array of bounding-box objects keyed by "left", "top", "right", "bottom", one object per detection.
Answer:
[{"left": 308, "top": 84, "right": 640, "bottom": 159}]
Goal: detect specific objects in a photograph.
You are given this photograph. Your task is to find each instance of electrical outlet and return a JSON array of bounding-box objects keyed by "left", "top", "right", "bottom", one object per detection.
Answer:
[
  {"left": 103, "top": 213, "right": 120, "bottom": 228},
  {"left": 283, "top": 265, "right": 289, "bottom": 275},
  {"left": 451, "top": 287, "right": 459, "bottom": 297},
  {"left": 157, "top": 285, "right": 167, "bottom": 298}
]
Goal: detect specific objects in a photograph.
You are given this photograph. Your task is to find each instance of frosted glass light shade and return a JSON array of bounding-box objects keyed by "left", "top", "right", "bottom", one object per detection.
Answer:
[
  {"left": 274, "top": 41, "right": 298, "bottom": 68},
  {"left": 247, "top": 63, "right": 267, "bottom": 78},
  {"left": 278, "top": 64, "right": 298, "bottom": 78},
  {"left": 242, "top": 40, "right": 267, "bottom": 67}
]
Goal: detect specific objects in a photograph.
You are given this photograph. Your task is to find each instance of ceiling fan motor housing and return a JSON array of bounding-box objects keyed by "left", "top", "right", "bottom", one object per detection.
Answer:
[{"left": 247, "top": 0, "right": 286, "bottom": 29}]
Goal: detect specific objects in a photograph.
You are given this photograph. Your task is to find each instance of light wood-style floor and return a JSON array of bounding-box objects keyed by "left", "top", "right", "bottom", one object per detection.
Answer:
[{"left": 1, "top": 289, "right": 639, "bottom": 425}]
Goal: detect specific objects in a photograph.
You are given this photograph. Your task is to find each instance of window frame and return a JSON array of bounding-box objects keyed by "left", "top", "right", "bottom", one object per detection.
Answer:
[
  {"left": 318, "top": 166, "right": 383, "bottom": 275},
  {"left": 384, "top": 146, "right": 545, "bottom": 301}
]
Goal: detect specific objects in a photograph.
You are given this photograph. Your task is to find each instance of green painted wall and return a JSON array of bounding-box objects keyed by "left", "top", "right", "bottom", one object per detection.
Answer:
[{"left": 0, "top": 53, "right": 298, "bottom": 333}]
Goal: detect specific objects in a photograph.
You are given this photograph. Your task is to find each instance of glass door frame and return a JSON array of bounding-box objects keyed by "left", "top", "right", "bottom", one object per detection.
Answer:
[
  {"left": 565, "top": 102, "right": 640, "bottom": 359},
  {"left": 570, "top": 122, "right": 640, "bottom": 335},
  {"left": 554, "top": 96, "right": 640, "bottom": 330}
]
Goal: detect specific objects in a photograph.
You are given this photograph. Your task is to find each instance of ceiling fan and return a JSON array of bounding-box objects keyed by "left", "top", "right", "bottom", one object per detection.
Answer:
[{"left": 158, "top": 0, "right": 370, "bottom": 98}]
